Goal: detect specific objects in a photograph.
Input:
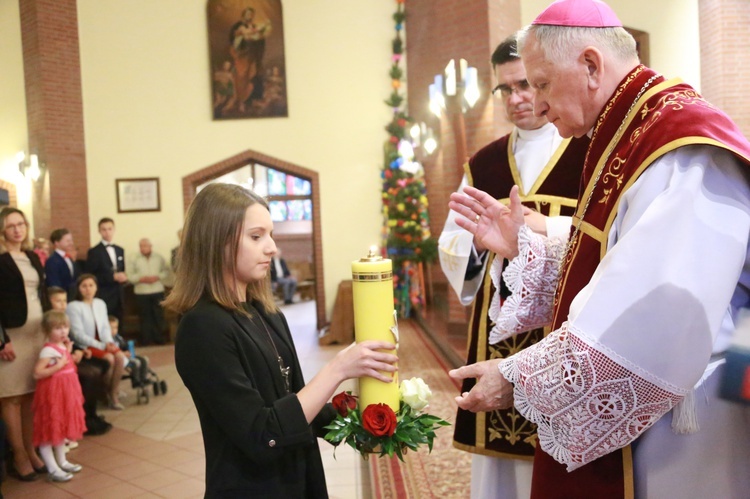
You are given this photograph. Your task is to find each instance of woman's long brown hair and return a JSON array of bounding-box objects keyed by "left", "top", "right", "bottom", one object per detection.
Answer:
[{"left": 163, "top": 183, "right": 277, "bottom": 316}]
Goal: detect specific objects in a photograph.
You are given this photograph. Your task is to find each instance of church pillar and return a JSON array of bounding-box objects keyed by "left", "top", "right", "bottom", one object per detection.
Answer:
[
  {"left": 406, "top": 0, "right": 521, "bottom": 343},
  {"left": 20, "top": 0, "right": 90, "bottom": 249},
  {"left": 699, "top": 0, "right": 750, "bottom": 137}
]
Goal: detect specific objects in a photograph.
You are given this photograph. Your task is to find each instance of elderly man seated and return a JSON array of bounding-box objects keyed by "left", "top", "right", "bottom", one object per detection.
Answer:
[{"left": 270, "top": 249, "right": 297, "bottom": 305}]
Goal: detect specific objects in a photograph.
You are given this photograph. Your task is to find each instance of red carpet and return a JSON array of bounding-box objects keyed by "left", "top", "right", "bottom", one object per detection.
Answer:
[{"left": 369, "top": 319, "right": 471, "bottom": 498}]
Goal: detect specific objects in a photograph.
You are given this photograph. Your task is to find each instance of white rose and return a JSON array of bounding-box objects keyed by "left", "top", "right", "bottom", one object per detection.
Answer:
[{"left": 399, "top": 377, "right": 432, "bottom": 412}]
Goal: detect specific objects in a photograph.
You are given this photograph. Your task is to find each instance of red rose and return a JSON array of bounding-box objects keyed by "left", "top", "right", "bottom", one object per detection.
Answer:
[
  {"left": 361, "top": 403, "right": 397, "bottom": 437},
  {"left": 332, "top": 392, "right": 358, "bottom": 417}
]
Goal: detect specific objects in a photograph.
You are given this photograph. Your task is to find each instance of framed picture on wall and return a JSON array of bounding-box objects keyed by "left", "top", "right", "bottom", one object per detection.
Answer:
[
  {"left": 625, "top": 26, "right": 650, "bottom": 66},
  {"left": 116, "top": 177, "right": 161, "bottom": 213},
  {"left": 207, "top": 0, "right": 288, "bottom": 120}
]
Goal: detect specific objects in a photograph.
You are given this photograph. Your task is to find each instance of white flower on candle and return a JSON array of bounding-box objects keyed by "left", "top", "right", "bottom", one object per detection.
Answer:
[{"left": 399, "top": 377, "right": 432, "bottom": 412}]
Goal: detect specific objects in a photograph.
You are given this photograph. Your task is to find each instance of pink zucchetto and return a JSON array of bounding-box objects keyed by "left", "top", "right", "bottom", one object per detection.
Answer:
[{"left": 532, "top": 0, "right": 623, "bottom": 28}]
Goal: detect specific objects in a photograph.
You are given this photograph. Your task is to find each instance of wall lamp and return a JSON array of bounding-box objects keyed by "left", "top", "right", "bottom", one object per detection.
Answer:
[
  {"left": 409, "top": 122, "right": 438, "bottom": 156},
  {"left": 428, "top": 58, "right": 480, "bottom": 117},
  {"left": 16, "top": 151, "right": 43, "bottom": 182}
]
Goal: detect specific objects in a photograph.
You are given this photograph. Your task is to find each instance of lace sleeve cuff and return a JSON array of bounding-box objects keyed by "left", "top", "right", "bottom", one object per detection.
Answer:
[
  {"left": 488, "top": 225, "right": 566, "bottom": 344},
  {"left": 499, "top": 323, "right": 687, "bottom": 471}
]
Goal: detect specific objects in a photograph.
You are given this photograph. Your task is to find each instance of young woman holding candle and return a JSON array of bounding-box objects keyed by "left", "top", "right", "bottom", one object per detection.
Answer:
[{"left": 167, "top": 183, "right": 398, "bottom": 498}]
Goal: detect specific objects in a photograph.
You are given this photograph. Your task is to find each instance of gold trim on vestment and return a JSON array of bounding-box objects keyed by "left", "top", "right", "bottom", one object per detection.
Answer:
[
  {"left": 555, "top": 78, "right": 681, "bottom": 312},
  {"left": 500, "top": 194, "right": 578, "bottom": 215},
  {"left": 457, "top": 133, "right": 582, "bottom": 458},
  {"left": 508, "top": 131, "right": 573, "bottom": 197},
  {"left": 452, "top": 441, "right": 535, "bottom": 461},
  {"left": 464, "top": 161, "right": 473, "bottom": 187},
  {"left": 573, "top": 78, "right": 683, "bottom": 223},
  {"left": 577, "top": 220, "right": 605, "bottom": 247},
  {"left": 473, "top": 252, "right": 495, "bottom": 449},
  {"left": 623, "top": 445, "right": 634, "bottom": 499},
  {"left": 508, "top": 130, "right": 523, "bottom": 191},
  {"left": 527, "top": 139, "right": 573, "bottom": 195},
  {"left": 599, "top": 137, "right": 750, "bottom": 259}
]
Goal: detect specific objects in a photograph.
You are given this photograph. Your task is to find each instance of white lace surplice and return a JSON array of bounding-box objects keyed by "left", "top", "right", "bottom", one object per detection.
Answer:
[
  {"left": 497, "top": 146, "right": 750, "bottom": 471},
  {"left": 488, "top": 225, "right": 566, "bottom": 344}
]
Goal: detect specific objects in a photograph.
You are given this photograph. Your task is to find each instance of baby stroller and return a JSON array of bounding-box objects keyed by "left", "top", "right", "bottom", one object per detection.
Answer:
[{"left": 116, "top": 337, "right": 168, "bottom": 405}]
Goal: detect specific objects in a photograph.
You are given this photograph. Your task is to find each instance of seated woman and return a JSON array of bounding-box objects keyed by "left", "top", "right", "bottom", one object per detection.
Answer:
[
  {"left": 166, "top": 184, "right": 398, "bottom": 497},
  {"left": 48, "top": 286, "right": 112, "bottom": 434},
  {"left": 66, "top": 274, "right": 127, "bottom": 410}
]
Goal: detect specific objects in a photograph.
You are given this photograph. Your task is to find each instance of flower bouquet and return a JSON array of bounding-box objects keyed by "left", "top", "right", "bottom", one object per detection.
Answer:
[{"left": 324, "top": 377, "right": 450, "bottom": 461}]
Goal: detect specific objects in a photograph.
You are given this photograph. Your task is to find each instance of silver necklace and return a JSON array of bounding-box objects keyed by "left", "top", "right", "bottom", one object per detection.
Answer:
[{"left": 255, "top": 310, "right": 291, "bottom": 393}]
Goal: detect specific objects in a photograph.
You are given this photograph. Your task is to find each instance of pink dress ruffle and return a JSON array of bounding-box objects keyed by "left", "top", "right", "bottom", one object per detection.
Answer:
[{"left": 32, "top": 343, "right": 87, "bottom": 446}]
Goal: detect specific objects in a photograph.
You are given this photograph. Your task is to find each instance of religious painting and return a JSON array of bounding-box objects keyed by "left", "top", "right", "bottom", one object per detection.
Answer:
[{"left": 207, "top": 0, "right": 288, "bottom": 120}]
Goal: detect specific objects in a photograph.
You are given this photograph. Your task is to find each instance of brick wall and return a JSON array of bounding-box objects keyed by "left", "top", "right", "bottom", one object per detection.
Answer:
[
  {"left": 699, "top": 0, "right": 750, "bottom": 138},
  {"left": 20, "top": 0, "right": 90, "bottom": 250},
  {"left": 406, "top": 0, "right": 521, "bottom": 332}
]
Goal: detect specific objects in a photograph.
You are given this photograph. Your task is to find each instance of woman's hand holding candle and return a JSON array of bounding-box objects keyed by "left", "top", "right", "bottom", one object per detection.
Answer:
[
  {"left": 328, "top": 341, "right": 398, "bottom": 384},
  {"left": 298, "top": 340, "right": 397, "bottom": 424}
]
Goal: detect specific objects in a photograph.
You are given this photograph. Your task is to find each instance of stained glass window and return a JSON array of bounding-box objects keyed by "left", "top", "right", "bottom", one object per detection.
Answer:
[
  {"left": 267, "top": 169, "right": 287, "bottom": 195},
  {"left": 269, "top": 201, "right": 288, "bottom": 222}
]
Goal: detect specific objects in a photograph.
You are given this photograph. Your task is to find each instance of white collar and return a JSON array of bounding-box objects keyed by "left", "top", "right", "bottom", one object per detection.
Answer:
[{"left": 516, "top": 122, "right": 558, "bottom": 142}]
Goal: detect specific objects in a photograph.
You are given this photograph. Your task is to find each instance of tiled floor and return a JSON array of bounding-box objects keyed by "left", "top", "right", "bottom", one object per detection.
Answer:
[{"left": 2, "top": 300, "right": 369, "bottom": 498}]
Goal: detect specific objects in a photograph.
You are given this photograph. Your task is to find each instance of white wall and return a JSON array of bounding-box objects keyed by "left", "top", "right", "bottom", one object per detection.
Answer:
[
  {"left": 77, "top": 0, "right": 394, "bottom": 313},
  {"left": 0, "top": 0, "right": 33, "bottom": 226},
  {"left": 520, "top": 0, "right": 701, "bottom": 90}
]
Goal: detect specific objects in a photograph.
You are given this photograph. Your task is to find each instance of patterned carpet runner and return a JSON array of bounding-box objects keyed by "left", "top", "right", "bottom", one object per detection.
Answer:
[{"left": 369, "top": 319, "right": 471, "bottom": 498}]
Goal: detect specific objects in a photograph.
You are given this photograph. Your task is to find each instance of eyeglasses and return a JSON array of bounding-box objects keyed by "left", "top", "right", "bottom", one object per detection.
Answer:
[
  {"left": 492, "top": 79, "right": 531, "bottom": 98},
  {"left": 4, "top": 221, "right": 26, "bottom": 231}
]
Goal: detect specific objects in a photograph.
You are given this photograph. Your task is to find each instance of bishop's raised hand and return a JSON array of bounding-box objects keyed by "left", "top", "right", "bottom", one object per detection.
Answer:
[{"left": 448, "top": 185, "right": 525, "bottom": 259}]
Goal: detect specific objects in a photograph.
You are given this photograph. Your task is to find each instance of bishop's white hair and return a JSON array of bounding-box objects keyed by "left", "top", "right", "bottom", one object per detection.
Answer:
[{"left": 518, "top": 25, "right": 638, "bottom": 67}]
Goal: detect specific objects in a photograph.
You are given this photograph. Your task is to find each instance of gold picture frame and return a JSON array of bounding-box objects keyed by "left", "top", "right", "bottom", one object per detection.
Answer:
[{"left": 207, "top": 0, "right": 288, "bottom": 120}]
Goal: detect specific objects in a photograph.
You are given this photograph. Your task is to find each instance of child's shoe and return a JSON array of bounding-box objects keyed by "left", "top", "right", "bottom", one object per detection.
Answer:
[
  {"left": 60, "top": 462, "right": 83, "bottom": 473},
  {"left": 48, "top": 470, "right": 73, "bottom": 482}
]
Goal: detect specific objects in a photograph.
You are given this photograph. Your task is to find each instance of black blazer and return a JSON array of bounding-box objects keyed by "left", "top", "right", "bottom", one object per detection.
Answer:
[
  {"left": 0, "top": 250, "right": 48, "bottom": 340},
  {"left": 86, "top": 242, "right": 124, "bottom": 289},
  {"left": 45, "top": 251, "right": 79, "bottom": 300},
  {"left": 175, "top": 298, "right": 336, "bottom": 498}
]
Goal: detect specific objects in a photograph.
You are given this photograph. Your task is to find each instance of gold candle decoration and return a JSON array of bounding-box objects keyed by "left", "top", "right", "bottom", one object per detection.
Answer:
[{"left": 352, "top": 247, "right": 399, "bottom": 412}]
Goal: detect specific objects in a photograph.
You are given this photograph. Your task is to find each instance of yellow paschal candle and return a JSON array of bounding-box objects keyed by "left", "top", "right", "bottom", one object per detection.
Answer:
[{"left": 352, "top": 250, "right": 399, "bottom": 412}]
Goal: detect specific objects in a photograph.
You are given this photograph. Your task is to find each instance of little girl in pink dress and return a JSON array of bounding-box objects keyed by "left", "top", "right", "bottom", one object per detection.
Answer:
[{"left": 32, "top": 310, "right": 86, "bottom": 482}]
